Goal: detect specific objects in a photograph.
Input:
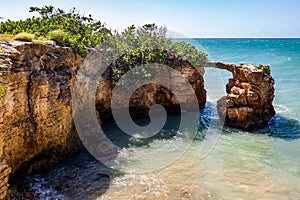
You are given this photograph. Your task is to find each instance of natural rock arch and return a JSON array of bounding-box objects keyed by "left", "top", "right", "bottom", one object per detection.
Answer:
[
  {"left": 96, "top": 58, "right": 275, "bottom": 131},
  {"left": 203, "top": 61, "right": 275, "bottom": 131},
  {"left": 0, "top": 42, "right": 276, "bottom": 199}
]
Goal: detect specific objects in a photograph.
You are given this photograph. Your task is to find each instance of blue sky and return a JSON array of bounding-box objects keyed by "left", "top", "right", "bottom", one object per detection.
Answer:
[{"left": 1, "top": 0, "right": 300, "bottom": 38}]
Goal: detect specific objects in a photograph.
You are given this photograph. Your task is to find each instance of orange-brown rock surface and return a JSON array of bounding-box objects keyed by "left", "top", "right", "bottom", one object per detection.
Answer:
[
  {"left": 0, "top": 164, "right": 10, "bottom": 200},
  {"left": 0, "top": 41, "right": 207, "bottom": 199},
  {"left": 0, "top": 41, "right": 275, "bottom": 199},
  {"left": 96, "top": 54, "right": 206, "bottom": 120},
  {"left": 205, "top": 61, "right": 275, "bottom": 131},
  {"left": 0, "top": 41, "right": 83, "bottom": 184}
]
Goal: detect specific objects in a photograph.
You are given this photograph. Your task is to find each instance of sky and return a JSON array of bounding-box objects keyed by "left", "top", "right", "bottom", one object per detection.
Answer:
[{"left": 1, "top": 0, "right": 300, "bottom": 38}]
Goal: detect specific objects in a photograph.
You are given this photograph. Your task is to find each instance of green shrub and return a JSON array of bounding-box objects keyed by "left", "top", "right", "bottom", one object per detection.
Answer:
[
  {"left": 102, "top": 24, "right": 208, "bottom": 84},
  {"left": 0, "top": 6, "right": 111, "bottom": 57},
  {"left": 255, "top": 64, "right": 270, "bottom": 70},
  {"left": 0, "top": 6, "right": 207, "bottom": 63},
  {"left": 13, "top": 32, "right": 35, "bottom": 41},
  {"left": 47, "top": 29, "right": 68, "bottom": 44}
]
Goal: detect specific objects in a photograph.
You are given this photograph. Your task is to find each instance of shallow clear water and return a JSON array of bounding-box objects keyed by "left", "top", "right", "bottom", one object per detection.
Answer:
[{"left": 22, "top": 39, "right": 300, "bottom": 200}]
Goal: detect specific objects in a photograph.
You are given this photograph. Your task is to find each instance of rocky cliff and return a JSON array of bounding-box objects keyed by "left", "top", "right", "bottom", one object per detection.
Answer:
[
  {"left": 0, "top": 41, "right": 207, "bottom": 199},
  {"left": 96, "top": 54, "right": 206, "bottom": 120},
  {"left": 0, "top": 40, "right": 275, "bottom": 199},
  {"left": 0, "top": 41, "right": 83, "bottom": 185},
  {"left": 204, "top": 61, "right": 275, "bottom": 131}
]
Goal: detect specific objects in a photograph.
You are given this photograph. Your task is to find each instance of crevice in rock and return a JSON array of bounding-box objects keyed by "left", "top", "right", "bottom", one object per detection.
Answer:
[{"left": 26, "top": 71, "right": 38, "bottom": 135}]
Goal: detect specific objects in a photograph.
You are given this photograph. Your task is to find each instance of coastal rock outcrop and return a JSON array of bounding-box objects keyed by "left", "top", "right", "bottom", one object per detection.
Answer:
[
  {"left": 96, "top": 54, "right": 206, "bottom": 120},
  {"left": 205, "top": 61, "right": 275, "bottom": 131},
  {"left": 0, "top": 41, "right": 83, "bottom": 183},
  {"left": 0, "top": 41, "right": 207, "bottom": 199},
  {"left": 0, "top": 40, "right": 275, "bottom": 199}
]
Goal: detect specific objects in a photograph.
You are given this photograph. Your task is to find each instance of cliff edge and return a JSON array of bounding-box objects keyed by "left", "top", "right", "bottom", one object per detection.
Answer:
[
  {"left": 0, "top": 41, "right": 83, "bottom": 182},
  {"left": 0, "top": 41, "right": 275, "bottom": 199}
]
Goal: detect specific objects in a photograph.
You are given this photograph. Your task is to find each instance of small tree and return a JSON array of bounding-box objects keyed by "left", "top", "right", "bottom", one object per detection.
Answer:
[{"left": 0, "top": 6, "right": 112, "bottom": 56}]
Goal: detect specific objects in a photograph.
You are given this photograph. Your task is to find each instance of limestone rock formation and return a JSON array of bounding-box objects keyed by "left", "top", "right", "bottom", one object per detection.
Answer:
[
  {"left": 0, "top": 40, "right": 83, "bottom": 182},
  {"left": 205, "top": 61, "right": 275, "bottom": 131},
  {"left": 0, "top": 40, "right": 275, "bottom": 199},
  {"left": 0, "top": 41, "right": 207, "bottom": 199},
  {"left": 0, "top": 164, "right": 11, "bottom": 200},
  {"left": 96, "top": 54, "right": 206, "bottom": 120}
]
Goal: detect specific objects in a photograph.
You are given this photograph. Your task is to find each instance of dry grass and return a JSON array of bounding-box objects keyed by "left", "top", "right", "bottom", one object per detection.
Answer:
[
  {"left": 0, "top": 34, "right": 14, "bottom": 41},
  {"left": 33, "top": 37, "right": 48, "bottom": 44},
  {"left": 0, "top": 34, "right": 48, "bottom": 45},
  {"left": 13, "top": 32, "right": 35, "bottom": 42}
]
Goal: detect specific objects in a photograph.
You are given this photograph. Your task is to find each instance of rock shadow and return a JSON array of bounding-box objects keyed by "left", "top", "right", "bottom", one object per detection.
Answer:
[
  {"left": 11, "top": 151, "right": 112, "bottom": 200},
  {"left": 258, "top": 114, "right": 300, "bottom": 140}
]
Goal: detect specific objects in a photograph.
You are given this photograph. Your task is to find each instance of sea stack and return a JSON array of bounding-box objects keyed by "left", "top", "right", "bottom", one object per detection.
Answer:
[{"left": 205, "top": 61, "right": 275, "bottom": 131}]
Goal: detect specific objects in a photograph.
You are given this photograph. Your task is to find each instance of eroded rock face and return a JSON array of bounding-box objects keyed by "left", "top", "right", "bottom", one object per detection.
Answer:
[
  {"left": 0, "top": 41, "right": 206, "bottom": 189},
  {"left": 0, "top": 41, "right": 275, "bottom": 199},
  {"left": 205, "top": 61, "right": 275, "bottom": 131},
  {"left": 0, "top": 164, "right": 11, "bottom": 200},
  {"left": 0, "top": 41, "right": 83, "bottom": 182},
  {"left": 96, "top": 54, "right": 206, "bottom": 120}
]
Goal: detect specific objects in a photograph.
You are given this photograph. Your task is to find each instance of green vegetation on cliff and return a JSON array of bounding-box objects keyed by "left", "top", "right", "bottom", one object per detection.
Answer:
[
  {"left": 255, "top": 64, "right": 270, "bottom": 71},
  {"left": 0, "top": 6, "right": 111, "bottom": 56},
  {"left": 0, "top": 6, "right": 207, "bottom": 64},
  {"left": 103, "top": 24, "right": 207, "bottom": 83}
]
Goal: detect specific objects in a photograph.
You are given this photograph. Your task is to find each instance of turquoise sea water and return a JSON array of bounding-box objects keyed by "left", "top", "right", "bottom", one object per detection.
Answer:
[
  {"left": 22, "top": 39, "right": 300, "bottom": 200},
  {"left": 194, "top": 38, "right": 300, "bottom": 136}
]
